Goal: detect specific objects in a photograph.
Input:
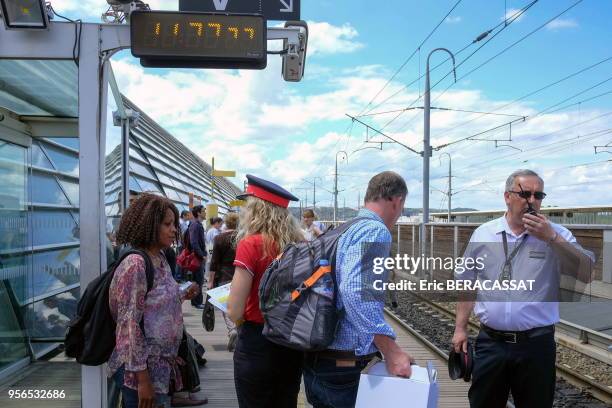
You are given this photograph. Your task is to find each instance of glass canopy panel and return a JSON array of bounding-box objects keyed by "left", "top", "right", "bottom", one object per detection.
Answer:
[
  {"left": 129, "top": 176, "right": 143, "bottom": 192},
  {"left": 130, "top": 160, "right": 156, "bottom": 180},
  {"left": 7, "top": 247, "right": 80, "bottom": 304},
  {"left": 42, "top": 143, "right": 79, "bottom": 176},
  {"left": 23, "top": 287, "right": 80, "bottom": 339},
  {"left": 29, "top": 172, "right": 70, "bottom": 205},
  {"left": 133, "top": 176, "right": 160, "bottom": 193},
  {"left": 29, "top": 210, "right": 79, "bottom": 247},
  {"left": 129, "top": 146, "right": 146, "bottom": 162},
  {"left": 0, "top": 281, "right": 28, "bottom": 371},
  {"left": 44, "top": 137, "right": 79, "bottom": 150},
  {"left": 0, "top": 60, "right": 77, "bottom": 117},
  {"left": 58, "top": 179, "right": 79, "bottom": 206},
  {"left": 31, "top": 143, "right": 54, "bottom": 170}
]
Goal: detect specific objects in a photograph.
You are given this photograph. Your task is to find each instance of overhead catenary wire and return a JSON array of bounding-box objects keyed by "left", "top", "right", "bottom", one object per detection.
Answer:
[
  {"left": 311, "top": 0, "right": 540, "bottom": 185},
  {"left": 448, "top": 124, "right": 612, "bottom": 175},
  {"left": 435, "top": 76, "right": 612, "bottom": 150},
  {"left": 378, "top": 0, "right": 540, "bottom": 130},
  {"left": 417, "top": 0, "right": 586, "bottom": 131},
  {"left": 300, "top": 0, "right": 469, "bottom": 184},
  {"left": 367, "top": 0, "right": 540, "bottom": 125},
  {"left": 357, "top": 106, "right": 525, "bottom": 118},
  {"left": 356, "top": 0, "right": 465, "bottom": 117},
  {"left": 432, "top": 55, "right": 612, "bottom": 140}
]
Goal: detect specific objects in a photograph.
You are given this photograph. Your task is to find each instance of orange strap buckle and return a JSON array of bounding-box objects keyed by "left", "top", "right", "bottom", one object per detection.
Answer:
[{"left": 291, "top": 265, "right": 332, "bottom": 301}]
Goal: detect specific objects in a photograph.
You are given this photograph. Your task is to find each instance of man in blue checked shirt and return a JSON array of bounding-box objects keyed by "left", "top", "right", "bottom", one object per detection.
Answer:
[{"left": 304, "top": 171, "right": 414, "bottom": 408}]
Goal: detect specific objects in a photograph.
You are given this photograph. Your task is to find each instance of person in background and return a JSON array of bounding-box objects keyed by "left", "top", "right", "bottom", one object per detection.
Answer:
[
  {"left": 227, "top": 175, "right": 304, "bottom": 408},
  {"left": 302, "top": 209, "right": 323, "bottom": 241},
  {"left": 188, "top": 205, "right": 207, "bottom": 309},
  {"left": 174, "top": 210, "right": 192, "bottom": 282},
  {"left": 209, "top": 212, "right": 240, "bottom": 351},
  {"left": 108, "top": 193, "right": 199, "bottom": 408},
  {"left": 205, "top": 217, "right": 223, "bottom": 284}
]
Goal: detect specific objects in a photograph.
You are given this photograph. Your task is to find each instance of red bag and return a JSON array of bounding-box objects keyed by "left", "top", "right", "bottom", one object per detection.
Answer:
[{"left": 177, "top": 249, "right": 201, "bottom": 272}]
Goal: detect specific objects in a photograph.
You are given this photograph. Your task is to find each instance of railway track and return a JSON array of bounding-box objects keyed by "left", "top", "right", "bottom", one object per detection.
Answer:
[
  {"left": 394, "top": 293, "right": 612, "bottom": 405},
  {"left": 384, "top": 307, "right": 516, "bottom": 408}
]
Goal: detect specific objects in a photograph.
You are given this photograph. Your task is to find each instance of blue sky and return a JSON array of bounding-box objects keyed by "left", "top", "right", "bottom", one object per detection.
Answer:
[{"left": 56, "top": 0, "right": 612, "bottom": 212}]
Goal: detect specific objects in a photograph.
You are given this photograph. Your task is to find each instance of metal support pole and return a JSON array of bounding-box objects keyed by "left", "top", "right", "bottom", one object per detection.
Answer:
[
  {"left": 334, "top": 151, "right": 347, "bottom": 223},
  {"left": 422, "top": 48, "right": 456, "bottom": 255},
  {"left": 397, "top": 224, "right": 401, "bottom": 255},
  {"left": 604, "top": 230, "right": 612, "bottom": 283},
  {"left": 120, "top": 117, "right": 130, "bottom": 212},
  {"left": 313, "top": 178, "right": 316, "bottom": 212},
  {"left": 448, "top": 156, "right": 452, "bottom": 222},
  {"left": 453, "top": 225, "right": 459, "bottom": 259},
  {"left": 440, "top": 152, "right": 452, "bottom": 223}
]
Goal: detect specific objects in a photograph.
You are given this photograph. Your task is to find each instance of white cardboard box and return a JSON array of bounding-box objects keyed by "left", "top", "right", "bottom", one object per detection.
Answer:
[{"left": 355, "top": 360, "right": 439, "bottom": 408}]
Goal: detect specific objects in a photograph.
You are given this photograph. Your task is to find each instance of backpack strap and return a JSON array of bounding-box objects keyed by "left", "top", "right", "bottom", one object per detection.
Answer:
[
  {"left": 114, "top": 248, "right": 155, "bottom": 337},
  {"left": 115, "top": 248, "right": 155, "bottom": 295}
]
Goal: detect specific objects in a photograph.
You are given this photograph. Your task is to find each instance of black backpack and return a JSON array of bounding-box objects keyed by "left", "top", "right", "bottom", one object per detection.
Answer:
[
  {"left": 65, "top": 249, "right": 154, "bottom": 366},
  {"left": 258, "top": 218, "right": 366, "bottom": 351}
]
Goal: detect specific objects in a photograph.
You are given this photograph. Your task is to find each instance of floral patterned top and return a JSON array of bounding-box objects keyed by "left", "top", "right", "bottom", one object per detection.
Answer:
[{"left": 107, "top": 253, "right": 184, "bottom": 394}]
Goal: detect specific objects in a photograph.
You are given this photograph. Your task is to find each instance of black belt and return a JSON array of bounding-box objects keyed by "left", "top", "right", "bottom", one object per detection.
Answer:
[
  {"left": 308, "top": 349, "right": 380, "bottom": 361},
  {"left": 481, "top": 324, "right": 554, "bottom": 344}
]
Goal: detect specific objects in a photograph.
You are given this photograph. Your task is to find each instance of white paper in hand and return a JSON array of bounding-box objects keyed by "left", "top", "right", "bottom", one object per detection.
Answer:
[{"left": 206, "top": 283, "right": 231, "bottom": 313}]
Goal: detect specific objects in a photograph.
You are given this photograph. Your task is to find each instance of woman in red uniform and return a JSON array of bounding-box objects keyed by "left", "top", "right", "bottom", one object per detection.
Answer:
[{"left": 227, "top": 174, "right": 305, "bottom": 408}]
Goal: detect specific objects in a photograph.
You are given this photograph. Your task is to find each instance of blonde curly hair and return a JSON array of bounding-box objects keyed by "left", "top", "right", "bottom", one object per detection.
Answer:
[{"left": 236, "top": 196, "right": 304, "bottom": 257}]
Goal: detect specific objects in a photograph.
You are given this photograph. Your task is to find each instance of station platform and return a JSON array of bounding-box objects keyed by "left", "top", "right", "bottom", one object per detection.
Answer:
[
  {"left": 185, "top": 302, "right": 470, "bottom": 408},
  {"left": 560, "top": 301, "right": 612, "bottom": 336},
  {"left": 0, "top": 300, "right": 470, "bottom": 408}
]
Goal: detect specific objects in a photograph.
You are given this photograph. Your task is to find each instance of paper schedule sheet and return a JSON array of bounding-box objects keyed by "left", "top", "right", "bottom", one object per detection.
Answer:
[{"left": 206, "top": 283, "right": 231, "bottom": 313}]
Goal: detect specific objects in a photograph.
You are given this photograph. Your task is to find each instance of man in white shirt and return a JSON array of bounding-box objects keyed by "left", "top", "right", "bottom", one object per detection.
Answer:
[{"left": 452, "top": 169, "right": 594, "bottom": 408}]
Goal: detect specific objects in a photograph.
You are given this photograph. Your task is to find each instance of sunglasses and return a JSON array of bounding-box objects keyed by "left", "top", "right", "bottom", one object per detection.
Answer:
[{"left": 508, "top": 190, "right": 546, "bottom": 200}]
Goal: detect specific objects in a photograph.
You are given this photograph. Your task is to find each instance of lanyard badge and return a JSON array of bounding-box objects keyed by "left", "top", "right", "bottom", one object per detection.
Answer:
[{"left": 499, "top": 231, "right": 528, "bottom": 282}]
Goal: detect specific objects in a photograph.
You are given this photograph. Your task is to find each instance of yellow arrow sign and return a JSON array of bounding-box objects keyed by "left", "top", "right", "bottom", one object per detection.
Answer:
[{"left": 212, "top": 170, "right": 236, "bottom": 177}]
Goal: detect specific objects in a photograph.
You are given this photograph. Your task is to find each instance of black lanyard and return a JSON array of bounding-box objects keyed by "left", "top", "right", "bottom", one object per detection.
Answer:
[{"left": 500, "top": 231, "right": 528, "bottom": 281}]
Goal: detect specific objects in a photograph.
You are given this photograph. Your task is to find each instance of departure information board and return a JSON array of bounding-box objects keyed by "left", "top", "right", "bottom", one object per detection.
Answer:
[{"left": 130, "top": 11, "right": 266, "bottom": 69}]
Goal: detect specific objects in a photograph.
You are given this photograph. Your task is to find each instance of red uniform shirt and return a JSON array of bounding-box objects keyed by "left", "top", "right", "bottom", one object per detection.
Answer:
[{"left": 233, "top": 234, "right": 277, "bottom": 324}]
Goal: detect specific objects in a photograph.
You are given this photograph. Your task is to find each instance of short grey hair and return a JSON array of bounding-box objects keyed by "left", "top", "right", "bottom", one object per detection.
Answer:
[{"left": 505, "top": 169, "right": 544, "bottom": 191}]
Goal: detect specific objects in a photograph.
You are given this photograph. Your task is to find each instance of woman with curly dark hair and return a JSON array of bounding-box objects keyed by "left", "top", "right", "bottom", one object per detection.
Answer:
[{"left": 108, "top": 193, "right": 199, "bottom": 408}]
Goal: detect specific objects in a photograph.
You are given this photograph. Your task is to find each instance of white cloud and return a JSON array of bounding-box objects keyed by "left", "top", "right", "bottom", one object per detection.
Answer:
[
  {"left": 445, "top": 16, "right": 462, "bottom": 24},
  {"left": 108, "top": 50, "right": 612, "bottom": 212},
  {"left": 502, "top": 8, "right": 526, "bottom": 23},
  {"left": 546, "top": 18, "right": 579, "bottom": 31},
  {"left": 306, "top": 21, "right": 364, "bottom": 56},
  {"left": 50, "top": 0, "right": 170, "bottom": 20}
]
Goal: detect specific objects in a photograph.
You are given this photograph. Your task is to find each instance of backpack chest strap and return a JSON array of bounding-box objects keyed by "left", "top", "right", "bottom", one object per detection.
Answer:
[{"left": 291, "top": 264, "right": 332, "bottom": 301}]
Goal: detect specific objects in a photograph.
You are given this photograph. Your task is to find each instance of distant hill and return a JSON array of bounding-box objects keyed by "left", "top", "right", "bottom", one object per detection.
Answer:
[{"left": 288, "top": 206, "right": 478, "bottom": 221}]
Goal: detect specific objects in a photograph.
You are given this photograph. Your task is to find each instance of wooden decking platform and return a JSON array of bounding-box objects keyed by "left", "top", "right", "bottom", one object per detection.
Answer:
[{"left": 0, "top": 303, "right": 470, "bottom": 407}]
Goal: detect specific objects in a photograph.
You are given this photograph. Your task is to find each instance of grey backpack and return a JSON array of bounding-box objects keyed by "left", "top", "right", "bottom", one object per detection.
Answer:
[{"left": 258, "top": 218, "right": 366, "bottom": 351}]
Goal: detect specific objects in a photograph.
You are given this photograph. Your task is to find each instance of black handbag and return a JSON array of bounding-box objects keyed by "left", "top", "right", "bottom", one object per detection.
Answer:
[
  {"left": 176, "top": 330, "right": 201, "bottom": 392},
  {"left": 448, "top": 341, "right": 473, "bottom": 382},
  {"left": 202, "top": 295, "right": 215, "bottom": 332}
]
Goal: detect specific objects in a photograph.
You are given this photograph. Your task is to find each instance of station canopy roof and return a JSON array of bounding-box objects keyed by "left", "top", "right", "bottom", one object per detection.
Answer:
[{"left": 0, "top": 59, "right": 77, "bottom": 117}]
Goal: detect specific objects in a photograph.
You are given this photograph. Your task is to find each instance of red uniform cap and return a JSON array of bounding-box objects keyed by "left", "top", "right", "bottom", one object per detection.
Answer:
[{"left": 236, "top": 174, "right": 299, "bottom": 208}]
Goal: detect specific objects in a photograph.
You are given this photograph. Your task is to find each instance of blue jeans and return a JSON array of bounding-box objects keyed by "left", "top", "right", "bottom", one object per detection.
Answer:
[
  {"left": 112, "top": 366, "right": 170, "bottom": 408},
  {"left": 303, "top": 354, "right": 371, "bottom": 408}
]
